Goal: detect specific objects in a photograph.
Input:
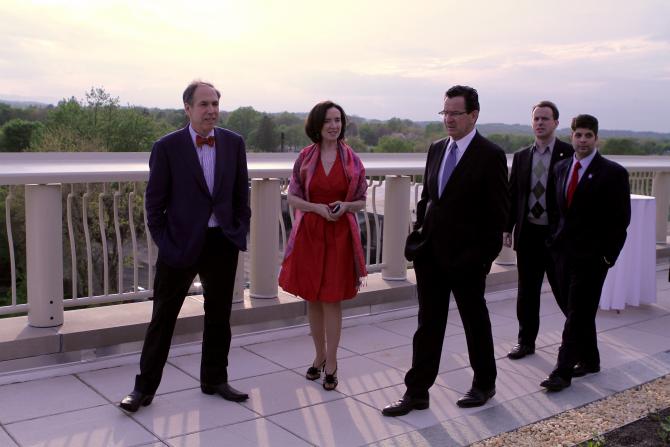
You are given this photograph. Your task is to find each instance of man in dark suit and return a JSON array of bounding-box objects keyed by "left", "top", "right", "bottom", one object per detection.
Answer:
[
  {"left": 120, "top": 80, "right": 251, "bottom": 412},
  {"left": 540, "top": 114, "right": 630, "bottom": 391},
  {"left": 504, "top": 101, "right": 574, "bottom": 360},
  {"left": 383, "top": 85, "right": 509, "bottom": 416}
]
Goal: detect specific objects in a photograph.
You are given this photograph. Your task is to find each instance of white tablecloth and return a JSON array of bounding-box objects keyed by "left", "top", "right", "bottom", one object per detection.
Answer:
[{"left": 599, "top": 194, "right": 657, "bottom": 310}]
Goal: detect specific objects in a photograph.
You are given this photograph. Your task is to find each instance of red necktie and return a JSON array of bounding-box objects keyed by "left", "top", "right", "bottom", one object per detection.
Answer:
[
  {"left": 566, "top": 160, "right": 582, "bottom": 207},
  {"left": 196, "top": 135, "right": 215, "bottom": 147}
]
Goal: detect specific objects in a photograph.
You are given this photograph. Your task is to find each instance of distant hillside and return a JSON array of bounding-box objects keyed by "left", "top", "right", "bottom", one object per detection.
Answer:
[
  {"left": 477, "top": 123, "right": 670, "bottom": 140},
  {"left": 0, "top": 98, "right": 51, "bottom": 108}
]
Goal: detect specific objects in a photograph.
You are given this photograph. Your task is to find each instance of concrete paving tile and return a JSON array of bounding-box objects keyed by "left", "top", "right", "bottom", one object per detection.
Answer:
[
  {"left": 129, "top": 388, "right": 258, "bottom": 439},
  {"left": 244, "top": 334, "right": 354, "bottom": 369},
  {"left": 539, "top": 340, "right": 645, "bottom": 370},
  {"left": 374, "top": 316, "right": 463, "bottom": 338},
  {"left": 497, "top": 349, "right": 558, "bottom": 381},
  {"left": 268, "top": 397, "right": 415, "bottom": 447},
  {"left": 436, "top": 366, "right": 542, "bottom": 404},
  {"left": 339, "top": 324, "right": 412, "bottom": 355},
  {"left": 490, "top": 321, "right": 520, "bottom": 341},
  {"left": 486, "top": 299, "right": 518, "bottom": 318},
  {"left": 166, "top": 418, "right": 311, "bottom": 447},
  {"left": 352, "top": 383, "right": 482, "bottom": 430},
  {"left": 232, "top": 370, "right": 344, "bottom": 416},
  {"left": 599, "top": 326, "right": 670, "bottom": 355},
  {"left": 78, "top": 363, "right": 198, "bottom": 403},
  {"left": 582, "top": 358, "right": 668, "bottom": 393},
  {"left": 0, "top": 427, "right": 18, "bottom": 447},
  {"left": 364, "top": 342, "right": 470, "bottom": 375},
  {"left": 366, "top": 421, "right": 470, "bottom": 447},
  {"left": 627, "top": 314, "right": 670, "bottom": 338},
  {"left": 5, "top": 404, "right": 157, "bottom": 447},
  {"left": 0, "top": 375, "right": 107, "bottom": 424},
  {"left": 168, "top": 347, "right": 285, "bottom": 382},
  {"left": 322, "top": 355, "right": 406, "bottom": 396}
]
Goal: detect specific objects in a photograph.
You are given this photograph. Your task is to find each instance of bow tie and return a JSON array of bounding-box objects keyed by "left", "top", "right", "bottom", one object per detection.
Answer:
[{"left": 195, "top": 135, "right": 215, "bottom": 148}]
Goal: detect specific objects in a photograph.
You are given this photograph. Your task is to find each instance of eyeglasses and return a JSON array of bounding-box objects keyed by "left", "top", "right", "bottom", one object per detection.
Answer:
[{"left": 438, "top": 110, "right": 469, "bottom": 118}]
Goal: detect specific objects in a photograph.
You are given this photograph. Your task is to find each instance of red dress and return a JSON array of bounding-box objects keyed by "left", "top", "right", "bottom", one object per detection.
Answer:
[{"left": 279, "top": 153, "right": 357, "bottom": 302}]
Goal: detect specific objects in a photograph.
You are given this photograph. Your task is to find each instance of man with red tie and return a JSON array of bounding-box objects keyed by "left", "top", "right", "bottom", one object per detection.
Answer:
[
  {"left": 541, "top": 114, "right": 630, "bottom": 391},
  {"left": 120, "top": 80, "right": 251, "bottom": 412}
]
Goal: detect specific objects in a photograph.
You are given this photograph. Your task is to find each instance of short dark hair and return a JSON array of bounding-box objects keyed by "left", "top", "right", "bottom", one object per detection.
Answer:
[
  {"left": 304, "top": 101, "right": 347, "bottom": 143},
  {"left": 532, "top": 100, "right": 559, "bottom": 120},
  {"left": 183, "top": 80, "right": 221, "bottom": 105},
  {"left": 445, "top": 85, "right": 480, "bottom": 113},
  {"left": 571, "top": 114, "right": 599, "bottom": 136}
]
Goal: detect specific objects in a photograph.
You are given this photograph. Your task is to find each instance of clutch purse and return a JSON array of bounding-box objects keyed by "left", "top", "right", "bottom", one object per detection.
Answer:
[{"left": 404, "top": 228, "right": 426, "bottom": 262}]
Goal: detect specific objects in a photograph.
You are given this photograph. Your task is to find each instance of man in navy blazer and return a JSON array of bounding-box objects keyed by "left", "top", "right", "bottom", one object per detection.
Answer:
[
  {"left": 504, "top": 101, "right": 574, "bottom": 360},
  {"left": 120, "top": 80, "right": 251, "bottom": 412},
  {"left": 383, "top": 86, "right": 509, "bottom": 416},
  {"left": 540, "top": 114, "right": 630, "bottom": 391}
]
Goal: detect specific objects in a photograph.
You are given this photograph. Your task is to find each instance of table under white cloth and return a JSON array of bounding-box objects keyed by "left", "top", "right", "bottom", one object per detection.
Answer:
[{"left": 599, "top": 194, "right": 657, "bottom": 310}]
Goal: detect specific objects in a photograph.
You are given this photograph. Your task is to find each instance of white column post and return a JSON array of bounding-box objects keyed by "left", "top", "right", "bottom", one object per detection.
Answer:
[
  {"left": 249, "top": 178, "right": 280, "bottom": 298},
  {"left": 25, "top": 184, "right": 64, "bottom": 327},
  {"left": 495, "top": 244, "right": 516, "bottom": 265},
  {"left": 232, "top": 252, "right": 245, "bottom": 304},
  {"left": 382, "top": 176, "right": 411, "bottom": 280},
  {"left": 652, "top": 171, "right": 670, "bottom": 244}
]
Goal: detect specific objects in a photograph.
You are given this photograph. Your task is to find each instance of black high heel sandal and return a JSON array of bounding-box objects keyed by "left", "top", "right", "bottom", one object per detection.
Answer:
[
  {"left": 323, "top": 365, "right": 338, "bottom": 391},
  {"left": 306, "top": 360, "right": 325, "bottom": 381}
]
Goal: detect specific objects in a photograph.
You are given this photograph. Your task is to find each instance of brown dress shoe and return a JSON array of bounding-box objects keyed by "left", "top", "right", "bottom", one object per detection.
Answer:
[
  {"left": 507, "top": 344, "right": 535, "bottom": 360},
  {"left": 119, "top": 390, "right": 154, "bottom": 413},
  {"left": 382, "top": 395, "right": 429, "bottom": 417},
  {"left": 573, "top": 363, "right": 600, "bottom": 377},
  {"left": 201, "top": 382, "right": 249, "bottom": 402},
  {"left": 456, "top": 387, "right": 495, "bottom": 407},
  {"left": 540, "top": 375, "right": 571, "bottom": 391}
]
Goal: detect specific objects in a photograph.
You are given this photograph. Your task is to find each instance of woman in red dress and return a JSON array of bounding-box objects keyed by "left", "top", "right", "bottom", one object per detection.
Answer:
[{"left": 279, "top": 101, "right": 367, "bottom": 390}]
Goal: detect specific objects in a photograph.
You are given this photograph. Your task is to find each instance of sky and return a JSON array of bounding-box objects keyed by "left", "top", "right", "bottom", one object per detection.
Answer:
[{"left": 1, "top": 0, "right": 670, "bottom": 132}]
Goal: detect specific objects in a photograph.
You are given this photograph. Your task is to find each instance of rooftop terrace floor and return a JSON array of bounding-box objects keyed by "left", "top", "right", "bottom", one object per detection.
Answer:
[{"left": 0, "top": 266, "right": 669, "bottom": 447}]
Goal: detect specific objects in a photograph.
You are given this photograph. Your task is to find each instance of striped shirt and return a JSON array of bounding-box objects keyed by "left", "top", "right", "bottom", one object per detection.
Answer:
[{"left": 188, "top": 125, "right": 219, "bottom": 227}]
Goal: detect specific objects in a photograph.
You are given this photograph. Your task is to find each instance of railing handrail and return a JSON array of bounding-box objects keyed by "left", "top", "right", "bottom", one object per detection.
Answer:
[{"left": 3, "top": 152, "right": 670, "bottom": 185}]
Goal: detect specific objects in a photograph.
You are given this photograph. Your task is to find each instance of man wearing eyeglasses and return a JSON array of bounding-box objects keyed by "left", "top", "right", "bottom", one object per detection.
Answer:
[
  {"left": 504, "top": 101, "right": 573, "bottom": 361},
  {"left": 383, "top": 85, "right": 509, "bottom": 416}
]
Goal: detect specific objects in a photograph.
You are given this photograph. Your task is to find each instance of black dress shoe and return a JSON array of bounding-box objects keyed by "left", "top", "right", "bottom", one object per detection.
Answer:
[
  {"left": 507, "top": 344, "right": 535, "bottom": 360},
  {"left": 119, "top": 390, "right": 154, "bottom": 413},
  {"left": 540, "top": 375, "right": 571, "bottom": 391},
  {"left": 381, "top": 395, "right": 429, "bottom": 417},
  {"left": 573, "top": 363, "right": 600, "bottom": 377},
  {"left": 456, "top": 387, "right": 496, "bottom": 408},
  {"left": 201, "top": 382, "right": 249, "bottom": 402}
]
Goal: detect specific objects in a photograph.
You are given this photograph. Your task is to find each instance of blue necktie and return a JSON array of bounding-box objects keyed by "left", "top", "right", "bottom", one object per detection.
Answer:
[{"left": 439, "top": 141, "right": 458, "bottom": 197}]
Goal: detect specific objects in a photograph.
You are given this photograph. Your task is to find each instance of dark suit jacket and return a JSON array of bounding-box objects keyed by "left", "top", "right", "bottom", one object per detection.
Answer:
[
  {"left": 506, "top": 139, "right": 574, "bottom": 250},
  {"left": 145, "top": 126, "right": 251, "bottom": 269},
  {"left": 548, "top": 151, "right": 630, "bottom": 265},
  {"left": 415, "top": 131, "right": 510, "bottom": 269}
]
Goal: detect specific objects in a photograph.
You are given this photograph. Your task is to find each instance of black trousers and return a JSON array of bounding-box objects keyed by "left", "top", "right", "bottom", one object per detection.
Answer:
[
  {"left": 405, "top": 244, "right": 496, "bottom": 398},
  {"left": 551, "top": 255, "right": 608, "bottom": 381},
  {"left": 134, "top": 228, "right": 239, "bottom": 394},
  {"left": 515, "top": 222, "right": 565, "bottom": 347}
]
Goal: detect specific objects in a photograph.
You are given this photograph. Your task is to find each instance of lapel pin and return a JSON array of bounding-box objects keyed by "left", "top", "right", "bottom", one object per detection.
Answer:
[{"left": 588, "top": 174, "right": 593, "bottom": 179}]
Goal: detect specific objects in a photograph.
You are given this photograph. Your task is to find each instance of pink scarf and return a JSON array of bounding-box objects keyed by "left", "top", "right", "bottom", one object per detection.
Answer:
[{"left": 284, "top": 141, "right": 368, "bottom": 285}]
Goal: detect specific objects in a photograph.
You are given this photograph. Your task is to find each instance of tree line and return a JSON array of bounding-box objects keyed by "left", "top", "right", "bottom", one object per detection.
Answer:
[{"left": 2, "top": 87, "right": 670, "bottom": 155}]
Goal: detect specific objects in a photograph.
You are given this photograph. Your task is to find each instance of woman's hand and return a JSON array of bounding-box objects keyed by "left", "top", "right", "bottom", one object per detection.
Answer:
[
  {"left": 328, "top": 201, "right": 348, "bottom": 220},
  {"left": 313, "top": 203, "right": 336, "bottom": 221}
]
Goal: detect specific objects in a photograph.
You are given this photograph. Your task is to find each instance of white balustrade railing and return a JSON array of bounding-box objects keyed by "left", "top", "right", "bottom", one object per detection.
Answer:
[{"left": 1, "top": 153, "right": 669, "bottom": 326}]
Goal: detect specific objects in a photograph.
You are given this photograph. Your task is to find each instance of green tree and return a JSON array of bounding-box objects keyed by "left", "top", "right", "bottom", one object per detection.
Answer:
[
  {"left": 253, "top": 114, "right": 279, "bottom": 151},
  {"left": 374, "top": 135, "right": 414, "bottom": 153},
  {"left": 0, "top": 119, "right": 43, "bottom": 152},
  {"left": 0, "top": 103, "right": 11, "bottom": 126},
  {"left": 225, "top": 106, "right": 262, "bottom": 141}
]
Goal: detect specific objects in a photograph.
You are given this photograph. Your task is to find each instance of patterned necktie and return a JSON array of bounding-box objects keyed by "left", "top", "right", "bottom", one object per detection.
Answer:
[
  {"left": 196, "top": 135, "right": 215, "bottom": 148},
  {"left": 566, "top": 160, "right": 582, "bottom": 207},
  {"left": 439, "top": 140, "right": 458, "bottom": 197}
]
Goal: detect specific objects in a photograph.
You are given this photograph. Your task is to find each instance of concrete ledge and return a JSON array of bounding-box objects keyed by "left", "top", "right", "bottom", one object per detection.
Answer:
[{"left": 0, "top": 264, "right": 520, "bottom": 364}]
